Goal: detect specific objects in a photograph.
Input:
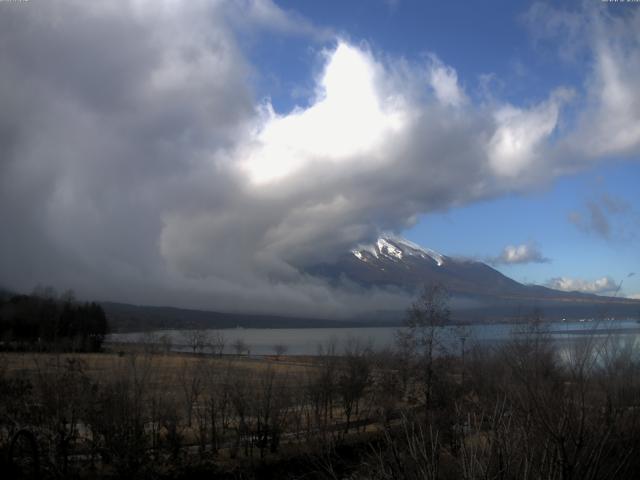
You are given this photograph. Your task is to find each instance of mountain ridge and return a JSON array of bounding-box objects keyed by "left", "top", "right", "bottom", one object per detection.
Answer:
[
  {"left": 4, "top": 236, "right": 639, "bottom": 331},
  {"left": 307, "top": 235, "right": 640, "bottom": 319}
]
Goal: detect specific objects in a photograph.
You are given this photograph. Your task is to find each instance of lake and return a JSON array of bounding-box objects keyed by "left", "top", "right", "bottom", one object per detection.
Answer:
[{"left": 107, "top": 318, "right": 640, "bottom": 356}]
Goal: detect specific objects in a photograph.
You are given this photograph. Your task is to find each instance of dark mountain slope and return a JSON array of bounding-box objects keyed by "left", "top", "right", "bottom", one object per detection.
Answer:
[{"left": 308, "top": 235, "right": 640, "bottom": 321}]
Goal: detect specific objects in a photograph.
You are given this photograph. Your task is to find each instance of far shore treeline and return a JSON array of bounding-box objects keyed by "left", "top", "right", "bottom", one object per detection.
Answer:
[{"left": 0, "top": 287, "right": 108, "bottom": 352}]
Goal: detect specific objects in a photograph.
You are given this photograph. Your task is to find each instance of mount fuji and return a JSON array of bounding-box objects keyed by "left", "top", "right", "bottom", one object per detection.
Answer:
[{"left": 308, "top": 235, "right": 640, "bottom": 322}]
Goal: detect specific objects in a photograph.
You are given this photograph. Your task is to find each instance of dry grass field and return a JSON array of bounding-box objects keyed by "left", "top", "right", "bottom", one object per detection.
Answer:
[
  {"left": 3, "top": 328, "right": 640, "bottom": 479},
  {"left": 1, "top": 347, "right": 353, "bottom": 477},
  {"left": 1, "top": 348, "right": 315, "bottom": 379}
]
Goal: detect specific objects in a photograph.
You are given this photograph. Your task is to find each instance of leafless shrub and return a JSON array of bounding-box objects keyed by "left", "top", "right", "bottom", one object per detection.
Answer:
[
  {"left": 338, "top": 338, "right": 372, "bottom": 433},
  {"left": 232, "top": 338, "right": 249, "bottom": 356},
  {"left": 178, "top": 359, "right": 203, "bottom": 427},
  {"left": 366, "top": 415, "right": 441, "bottom": 480},
  {"left": 210, "top": 330, "right": 226, "bottom": 356},
  {"left": 30, "top": 356, "right": 92, "bottom": 476},
  {"left": 181, "top": 329, "right": 210, "bottom": 354},
  {"left": 273, "top": 343, "right": 288, "bottom": 359}
]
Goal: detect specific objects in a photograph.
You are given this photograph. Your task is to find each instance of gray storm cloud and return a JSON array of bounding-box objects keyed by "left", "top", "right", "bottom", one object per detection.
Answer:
[{"left": 1, "top": 1, "right": 638, "bottom": 316}]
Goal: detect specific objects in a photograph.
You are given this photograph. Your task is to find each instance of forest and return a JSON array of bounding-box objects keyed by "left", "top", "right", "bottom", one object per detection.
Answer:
[{"left": 0, "top": 288, "right": 109, "bottom": 352}]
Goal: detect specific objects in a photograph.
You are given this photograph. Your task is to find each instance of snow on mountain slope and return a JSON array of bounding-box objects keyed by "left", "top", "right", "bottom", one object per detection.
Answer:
[
  {"left": 304, "top": 234, "right": 640, "bottom": 322},
  {"left": 311, "top": 234, "right": 544, "bottom": 298},
  {"left": 351, "top": 235, "right": 445, "bottom": 266}
]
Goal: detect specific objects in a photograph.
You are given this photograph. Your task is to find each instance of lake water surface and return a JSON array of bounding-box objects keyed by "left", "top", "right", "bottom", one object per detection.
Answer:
[{"left": 107, "top": 319, "right": 640, "bottom": 356}]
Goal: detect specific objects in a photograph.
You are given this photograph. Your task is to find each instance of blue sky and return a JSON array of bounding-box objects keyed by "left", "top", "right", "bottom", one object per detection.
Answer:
[
  {"left": 249, "top": 0, "right": 597, "bottom": 110},
  {"left": 239, "top": 0, "right": 640, "bottom": 297},
  {"left": 404, "top": 161, "right": 640, "bottom": 291}
]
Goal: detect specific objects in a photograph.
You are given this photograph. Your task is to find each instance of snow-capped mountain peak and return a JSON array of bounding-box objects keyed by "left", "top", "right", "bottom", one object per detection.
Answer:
[
  {"left": 351, "top": 235, "right": 445, "bottom": 266},
  {"left": 390, "top": 236, "right": 445, "bottom": 266},
  {"left": 307, "top": 235, "right": 640, "bottom": 322}
]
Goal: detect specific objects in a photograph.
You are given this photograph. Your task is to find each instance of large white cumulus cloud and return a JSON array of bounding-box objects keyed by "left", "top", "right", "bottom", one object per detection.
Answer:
[
  {"left": 528, "top": 2, "right": 640, "bottom": 170},
  {"left": 491, "top": 243, "right": 550, "bottom": 265},
  {"left": 0, "top": 1, "right": 638, "bottom": 315},
  {"left": 546, "top": 276, "right": 618, "bottom": 295}
]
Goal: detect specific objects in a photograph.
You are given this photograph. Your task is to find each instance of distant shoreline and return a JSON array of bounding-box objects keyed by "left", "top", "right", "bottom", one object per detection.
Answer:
[{"left": 548, "top": 326, "right": 640, "bottom": 336}]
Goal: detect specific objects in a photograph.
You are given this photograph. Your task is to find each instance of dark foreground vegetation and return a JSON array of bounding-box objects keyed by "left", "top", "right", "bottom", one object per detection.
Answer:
[
  {"left": 0, "top": 288, "right": 108, "bottom": 352},
  {"left": 2, "top": 285, "right": 640, "bottom": 479}
]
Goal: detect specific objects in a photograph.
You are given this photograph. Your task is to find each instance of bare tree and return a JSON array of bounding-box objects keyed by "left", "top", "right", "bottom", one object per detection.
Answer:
[
  {"left": 178, "top": 359, "right": 203, "bottom": 427},
  {"left": 158, "top": 333, "right": 173, "bottom": 355},
  {"left": 201, "top": 359, "right": 233, "bottom": 454},
  {"left": 311, "top": 339, "right": 338, "bottom": 435},
  {"left": 368, "top": 415, "right": 441, "bottom": 480},
  {"left": 181, "top": 329, "right": 209, "bottom": 354},
  {"left": 405, "top": 283, "right": 451, "bottom": 410},
  {"left": 85, "top": 353, "right": 155, "bottom": 477},
  {"left": 141, "top": 331, "right": 160, "bottom": 354},
  {"left": 338, "top": 338, "right": 372, "bottom": 433},
  {"left": 232, "top": 338, "right": 248, "bottom": 357},
  {"left": 31, "top": 355, "right": 91, "bottom": 476},
  {"left": 210, "top": 330, "right": 226, "bottom": 356},
  {"left": 273, "top": 343, "right": 288, "bottom": 360}
]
